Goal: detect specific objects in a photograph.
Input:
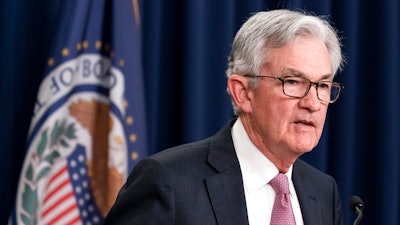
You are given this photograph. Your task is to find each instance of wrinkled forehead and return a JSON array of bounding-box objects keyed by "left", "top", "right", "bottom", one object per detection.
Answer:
[{"left": 260, "top": 37, "right": 333, "bottom": 80}]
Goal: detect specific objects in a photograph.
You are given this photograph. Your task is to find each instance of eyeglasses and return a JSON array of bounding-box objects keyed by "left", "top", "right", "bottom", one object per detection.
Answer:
[{"left": 243, "top": 74, "right": 343, "bottom": 103}]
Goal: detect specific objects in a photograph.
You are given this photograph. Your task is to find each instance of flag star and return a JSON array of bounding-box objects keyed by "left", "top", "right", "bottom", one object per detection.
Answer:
[
  {"left": 126, "top": 116, "right": 134, "bottom": 125},
  {"left": 70, "top": 160, "right": 77, "bottom": 167},
  {"left": 78, "top": 154, "right": 85, "bottom": 162},
  {"left": 82, "top": 210, "right": 88, "bottom": 217},
  {"left": 131, "top": 151, "right": 139, "bottom": 160},
  {"left": 95, "top": 41, "right": 102, "bottom": 49},
  {"left": 82, "top": 41, "right": 89, "bottom": 49},
  {"left": 61, "top": 48, "right": 69, "bottom": 56},
  {"left": 130, "top": 134, "right": 137, "bottom": 142},
  {"left": 93, "top": 216, "right": 100, "bottom": 223},
  {"left": 76, "top": 42, "right": 82, "bottom": 51},
  {"left": 76, "top": 186, "right": 82, "bottom": 193},
  {"left": 73, "top": 173, "right": 79, "bottom": 180},
  {"left": 85, "top": 193, "right": 90, "bottom": 200},
  {"left": 48, "top": 58, "right": 55, "bottom": 66},
  {"left": 80, "top": 168, "right": 86, "bottom": 175},
  {"left": 82, "top": 180, "right": 88, "bottom": 188},
  {"left": 79, "top": 198, "right": 85, "bottom": 206},
  {"left": 119, "top": 59, "right": 125, "bottom": 67}
]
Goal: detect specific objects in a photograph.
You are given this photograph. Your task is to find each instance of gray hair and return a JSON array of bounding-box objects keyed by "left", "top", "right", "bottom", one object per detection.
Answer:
[{"left": 226, "top": 9, "right": 344, "bottom": 115}]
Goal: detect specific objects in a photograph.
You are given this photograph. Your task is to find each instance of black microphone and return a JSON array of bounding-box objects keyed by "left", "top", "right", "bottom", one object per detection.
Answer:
[{"left": 349, "top": 195, "right": 364, "bottom": 225}]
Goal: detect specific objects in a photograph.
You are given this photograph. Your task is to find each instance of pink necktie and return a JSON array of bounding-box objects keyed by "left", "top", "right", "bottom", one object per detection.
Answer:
[{"left": 270, "top": 173, "right": 296, "bottom": 225}]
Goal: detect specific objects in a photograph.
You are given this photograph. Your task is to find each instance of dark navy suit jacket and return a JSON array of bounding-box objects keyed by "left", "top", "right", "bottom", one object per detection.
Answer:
[{"left": 104, "top": 120, "right": 344, "bottom": 225}]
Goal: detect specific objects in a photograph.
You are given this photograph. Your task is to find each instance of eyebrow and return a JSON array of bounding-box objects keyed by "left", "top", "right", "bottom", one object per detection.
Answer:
[{"left": 282, "top": 68, "right": 333, "bottom": 81}]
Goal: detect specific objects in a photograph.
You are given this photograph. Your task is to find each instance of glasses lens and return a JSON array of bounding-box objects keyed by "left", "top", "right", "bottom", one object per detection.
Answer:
[
  {"left": 317, "top": 82, "right": 341, "bottom": 102},
  {"left": 319, "top": 82, "right": 341, "bottom": 102},
  {"left": 329, "top": 84, "right": 341, "bottom": 102},
  {"left": 282, "top": 77, "right": 309, "bottom": 98},
  {"left": 317, "top": 82, "right": 332, "bottom": 102}
]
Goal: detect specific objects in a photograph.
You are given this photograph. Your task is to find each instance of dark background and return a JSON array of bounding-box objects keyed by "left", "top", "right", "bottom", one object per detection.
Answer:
[{"left": 1, "top": 0, "right": 399, "bottom": 224}]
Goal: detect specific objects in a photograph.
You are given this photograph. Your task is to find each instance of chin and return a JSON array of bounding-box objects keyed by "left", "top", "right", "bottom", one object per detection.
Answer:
[
  {"left": 295, "top": 135, "right": 319, "bottom": 151},
  {"left": 293, "top": 144, "right": 315, "bottom": 155}
]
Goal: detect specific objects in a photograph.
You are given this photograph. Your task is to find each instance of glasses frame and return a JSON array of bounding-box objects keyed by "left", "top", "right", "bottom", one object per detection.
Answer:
[{"left": 242, "top": 74, "right": 344, "bottom": 103}]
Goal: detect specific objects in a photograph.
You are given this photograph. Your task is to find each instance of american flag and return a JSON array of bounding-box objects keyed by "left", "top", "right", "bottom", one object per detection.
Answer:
[{"left": 40, "top": 145, "right": 102, "bottom": 225}]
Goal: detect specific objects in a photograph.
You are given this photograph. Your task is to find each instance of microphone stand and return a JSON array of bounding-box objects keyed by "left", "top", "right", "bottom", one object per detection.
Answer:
[
  {"left": 349, "top": 195, "right": 364, "bottom": 225},
  {"left": 353, "top": 204, "right": 363, "bottom": 225}
]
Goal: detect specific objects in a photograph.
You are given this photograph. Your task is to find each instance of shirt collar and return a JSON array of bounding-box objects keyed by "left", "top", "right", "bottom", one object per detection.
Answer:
[{"left": 232, "top": 118, "right": 293, "bottom": 194}]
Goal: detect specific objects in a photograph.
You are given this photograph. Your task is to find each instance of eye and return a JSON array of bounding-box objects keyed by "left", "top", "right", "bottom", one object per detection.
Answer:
[
  {"left": 318, "top": 82, "right": 331, "bottom": 90},
  {"left": 283, "top": 77, "right": 303, "bottom": 86}
]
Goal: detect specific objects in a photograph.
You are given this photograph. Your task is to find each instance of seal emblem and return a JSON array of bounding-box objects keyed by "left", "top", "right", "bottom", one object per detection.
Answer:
[{"left": 16, "top": 54, "right": 128, "bottom": 225}]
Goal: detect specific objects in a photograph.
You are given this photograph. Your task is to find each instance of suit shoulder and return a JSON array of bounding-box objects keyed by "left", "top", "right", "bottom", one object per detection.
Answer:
[
  {"left": 294, "top": 159, "right": 336, "bottom": 183},
  {"left": 150, "top": 137, "right": 212, "bottom": 164}
]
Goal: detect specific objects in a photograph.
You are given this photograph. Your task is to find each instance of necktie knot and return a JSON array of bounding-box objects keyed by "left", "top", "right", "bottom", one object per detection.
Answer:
[{"left": 270, "top": 173, "right": 290, "bottom": 194}]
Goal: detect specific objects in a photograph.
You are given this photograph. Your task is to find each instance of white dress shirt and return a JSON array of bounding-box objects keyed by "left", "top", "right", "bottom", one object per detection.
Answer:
[{"left": 232, "top": 118, "right": 304, "bottom": 225}]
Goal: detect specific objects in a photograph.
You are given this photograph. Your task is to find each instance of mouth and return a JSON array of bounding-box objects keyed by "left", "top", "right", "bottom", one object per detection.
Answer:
[{"left": 294, "top": 120, "right": 315, "bottom": 127}]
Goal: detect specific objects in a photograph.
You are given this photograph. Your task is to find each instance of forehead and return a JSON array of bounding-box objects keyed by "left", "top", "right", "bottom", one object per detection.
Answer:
[{"left": 262, "top": 37, "right": 333, "bottom": 80}]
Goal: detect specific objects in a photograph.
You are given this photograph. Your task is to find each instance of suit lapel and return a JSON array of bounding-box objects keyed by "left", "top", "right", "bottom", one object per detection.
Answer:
[
  {"left": 205, "top": 120, "right": 249, "bottom": 225},
  {"left": 206, "top": 167, "right": 249, "bottom": 225},
  {"left": 292, "top": 160, "right": 321, "bottom": 225}
]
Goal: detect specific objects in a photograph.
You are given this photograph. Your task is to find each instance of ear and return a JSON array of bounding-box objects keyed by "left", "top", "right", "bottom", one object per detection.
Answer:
[{"left": 227, "top": 74, "right": 253, "bottom": 113}]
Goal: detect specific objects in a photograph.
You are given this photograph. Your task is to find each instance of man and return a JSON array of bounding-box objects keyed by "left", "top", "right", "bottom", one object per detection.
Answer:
[{"left": 104, "top": 9, "right": 345, "bottom": 225}]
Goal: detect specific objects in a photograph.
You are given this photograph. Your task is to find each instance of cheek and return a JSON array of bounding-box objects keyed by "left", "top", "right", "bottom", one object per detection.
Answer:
[
  {"left": 251, "top": 87, "right": 295, "bottom": 133},
  {"left": 252, "top": 94, "right": 277, "bottom": 117},
  {"left": 252, "top": 87, "right": 286, "bottom": 112},
  {"left": 254, "top": 98, "right": 291, "bottom": 132},
  {"left": 318, "top": 107, "right": 329, "bottom": 128}
]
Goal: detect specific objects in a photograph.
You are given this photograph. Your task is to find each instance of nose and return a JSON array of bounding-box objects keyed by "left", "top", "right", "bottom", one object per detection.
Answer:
[{"left": 298, "top": 85, "right": 321, "bottom": 111}]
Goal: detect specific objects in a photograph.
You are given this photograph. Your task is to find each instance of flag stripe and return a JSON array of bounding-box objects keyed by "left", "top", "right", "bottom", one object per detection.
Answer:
[
  {"left": 42, "top": 194, "right": 78, "bottom": 225},
  {"left": 43, "top": 173, "right": 70, "bottom": 203},
  {"left": 42, "top": 191, "right": 75, "bottom": 217},
  {"left": 47, "top": 165, "right": 68, "bottom": 185},
  {"left": 65, "top": 215, "right": 82, "bottom": 225},
  {"left": 42, "top": 178, "right": 73, "bottom": 214},
  {"left": 41, "top": 161, "right": 80, "bottom": 225},
  {"left": 44, "top": 203, "right": 80, "bottom": 225},
  {"left": 45, "top": 204, "right": 80, "bottom": 225}
]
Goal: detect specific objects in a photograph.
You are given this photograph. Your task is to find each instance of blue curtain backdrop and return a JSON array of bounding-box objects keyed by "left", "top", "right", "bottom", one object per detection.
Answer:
[{"left": 1, "top": 0, "right": 399, "bottom": 224}]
